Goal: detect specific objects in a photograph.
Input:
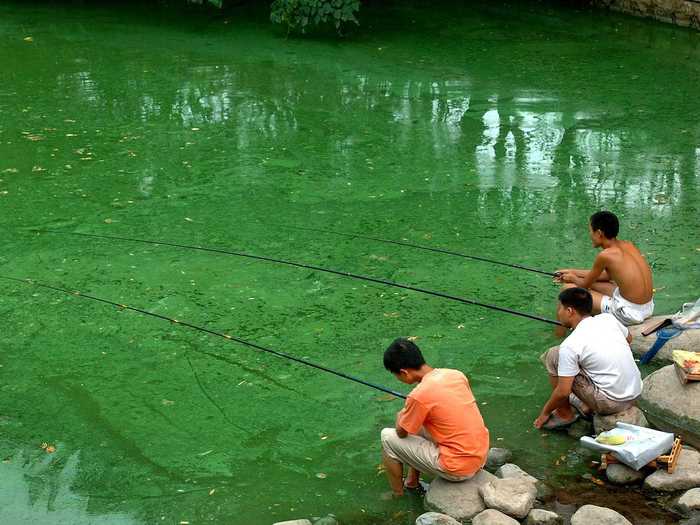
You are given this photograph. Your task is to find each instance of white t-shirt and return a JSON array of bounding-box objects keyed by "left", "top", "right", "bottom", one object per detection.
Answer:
[{"left": 558, "top": 313, "right": 641, "bottom": 402}]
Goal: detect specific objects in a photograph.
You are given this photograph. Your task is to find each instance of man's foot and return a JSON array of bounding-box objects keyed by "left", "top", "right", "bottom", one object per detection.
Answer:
[
  {"left": 543, "top": 411, "right": 579, "bottom": 430},
  {"left": 404, "top": 479, "right": 429, "bottom": 495}
]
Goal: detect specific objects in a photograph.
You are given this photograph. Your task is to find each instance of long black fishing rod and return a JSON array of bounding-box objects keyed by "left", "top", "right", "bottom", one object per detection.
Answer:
[
  {"left": 33, "top": 229, "right": 561, "bottom": 326},
  {"left": 279, "top": 224, "right": 555, "bottom": 277},
  {"left": 0, "top": 275, "right": 406, "bottom": 399}
]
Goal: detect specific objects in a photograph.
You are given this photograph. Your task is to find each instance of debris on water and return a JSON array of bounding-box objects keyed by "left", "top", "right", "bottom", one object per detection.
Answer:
[
  {"left": 24, "top": 36, "right": 33, "bottom": 42},
  {"left": 103, "top": 218, "right": 113, "bottom": 224},
  {"left": 162, "top": 399, "right": 175, "bottom": 406},
  {"left": 40, "top": 442, "right": 56, "bottom": 453},
  {"left": 197, "top": 450, "right": 213, "bottom": 456},
  {"left": 184, "top": 217, "right": 193, "bottom": 222},
  {"left": 320, "top": 435, "right": 328, "bottom": 440},
  {"left": 209, "top": 488, "right": 216, "bottom": 495},
  {"left": 374, "top": 393, "right": 397, "bottom": 402},
  {"left": 315, "top": 473, "right": 327, "bottom": 479}
]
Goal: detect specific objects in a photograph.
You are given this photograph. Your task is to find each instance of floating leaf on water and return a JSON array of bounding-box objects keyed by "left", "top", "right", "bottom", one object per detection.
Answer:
[
  {"left": 374, "top": 393, "right": 397, "bottom": 402},
  {"left": 45, "top": 445, "right": 56, "bottom": 454},
  {"left": 197, "top": 449, "right": 213, "bottom": 456},
  {"left": 23, "top": 36, "right": 33, "bottom": 42},
  {"left": 103, "top": 218, "right": 113, "bottom": 224},
  {"left": 315, "top": 473, "right": 327, "bottom": 479},
  {"left": 162, "top": 399, "right": 175, "bottom": 406},
  {"left": 2, "top": 168, "right": 18, "bottom": 173},
  {"left": 406, "top": 336, "right": 419, "bottom": 341},
  {"left": 208, "top": 488, "right": 216, "bottom": 495},
  {"left": 184, "top": 217, "right": 193, "bottom": 222}
]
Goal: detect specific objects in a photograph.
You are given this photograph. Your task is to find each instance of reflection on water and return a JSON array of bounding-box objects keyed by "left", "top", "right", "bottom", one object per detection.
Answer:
[
  {"left": 1, "top": 449, "right": 139, "bottom": 525},
  {"left": 0, "top": 1, "right": 698, "bottom": 524}
]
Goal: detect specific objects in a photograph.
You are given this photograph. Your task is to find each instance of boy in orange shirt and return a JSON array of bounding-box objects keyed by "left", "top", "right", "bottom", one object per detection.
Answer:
[{"left": 380, "top": 338, "right": 490, "bottom": 496}]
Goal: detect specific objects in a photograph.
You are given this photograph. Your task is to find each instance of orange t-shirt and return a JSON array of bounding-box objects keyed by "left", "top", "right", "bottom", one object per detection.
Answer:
[{"left": 397, "top": 368, "right": 489, "bottom": 476}]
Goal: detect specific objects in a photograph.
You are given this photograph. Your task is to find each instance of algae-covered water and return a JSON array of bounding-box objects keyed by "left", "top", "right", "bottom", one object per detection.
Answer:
[{"left": 0, "top": 1, "right": 698, "bottom": 523}]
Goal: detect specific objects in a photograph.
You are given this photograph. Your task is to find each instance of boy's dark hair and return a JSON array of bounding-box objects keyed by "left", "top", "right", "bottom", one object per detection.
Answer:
[
  {"left": 383, "top": 338, "right": 426, "bottom": 374},
  {"left": 590, "top": 211, "right": 619, "bottom": 239},
  {"left": 558, "top": 287, "right": 593, "bottom": 315}
]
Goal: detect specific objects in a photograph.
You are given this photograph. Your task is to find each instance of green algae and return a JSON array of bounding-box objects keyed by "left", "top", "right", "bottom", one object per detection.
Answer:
[{"left": 0, "top": 1, "right": 698, "bottom": 523}]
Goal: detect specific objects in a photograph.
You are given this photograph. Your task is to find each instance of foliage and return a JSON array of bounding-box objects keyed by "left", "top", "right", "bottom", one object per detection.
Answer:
[
  {"left": 187, "top": 0, "right": 223, "bottom": 7},
  {"left": 270, "top": 0, "right": 361, "bottom": 34}
]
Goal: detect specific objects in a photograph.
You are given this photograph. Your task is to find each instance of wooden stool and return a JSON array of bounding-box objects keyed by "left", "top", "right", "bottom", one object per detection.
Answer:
[{"left": 600, "top": 437, "right": 682, "bottom": 474}]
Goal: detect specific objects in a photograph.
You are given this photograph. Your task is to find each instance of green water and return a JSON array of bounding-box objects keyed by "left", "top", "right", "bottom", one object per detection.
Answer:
[{"left": 0, "top": 1, "right": 698, "bottom": 523}]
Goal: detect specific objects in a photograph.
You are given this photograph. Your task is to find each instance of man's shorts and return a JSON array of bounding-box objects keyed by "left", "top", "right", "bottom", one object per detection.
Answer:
[
  {"left": 601, "top": 287, "right": 654, "bottom": 326},
  {"left": 540, "top": 346, "right": 638, "bottom": 416},
  {"left": 380, "top": 428, "right": 472, "bottom": 482}
]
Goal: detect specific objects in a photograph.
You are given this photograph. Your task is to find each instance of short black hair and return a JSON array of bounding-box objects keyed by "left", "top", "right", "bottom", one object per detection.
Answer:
[
  {"left": 383, "top": 338, "right": 426, "bottom": 374},
  {"left": 559, "top": 287, "right": 593, "bottom": 315},
  {"left": 590, "top": 211, "right": 619, "bottom": 239}
]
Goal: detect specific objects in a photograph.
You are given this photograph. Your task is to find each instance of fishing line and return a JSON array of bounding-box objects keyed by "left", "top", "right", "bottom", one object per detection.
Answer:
[
  {"left": 0, "top": 275, "right": 407, "bottom": 399},
  {"left": 32, "top": 229, "right": 561, "bottom": 325},
  {"left": 278, "top": 224, "right": 556, "bottom": 277}
]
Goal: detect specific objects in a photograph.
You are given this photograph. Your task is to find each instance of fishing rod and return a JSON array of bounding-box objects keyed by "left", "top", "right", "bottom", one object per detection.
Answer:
[
  {"left": 278, "top": 224, "right": 556, "bottom": 277},
  {"left": 33, "top": 229, "right": 561, "bottom": 326},
  {"left": 0, "top": 275, "right": 407, "bottom": 399}
]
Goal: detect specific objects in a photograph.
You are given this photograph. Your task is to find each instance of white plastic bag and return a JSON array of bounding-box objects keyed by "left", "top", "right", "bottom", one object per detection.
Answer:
[
  {"left": 580, "top": 422, "right": 675, "bottom": 470},
  {"left": 673, "top": 298, "right": 700, "bottom": 330}
]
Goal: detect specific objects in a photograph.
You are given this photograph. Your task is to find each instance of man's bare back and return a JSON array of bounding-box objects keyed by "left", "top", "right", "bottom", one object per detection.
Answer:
[
  {"left": 595, "top": 240, "right": 653, "bottom": 304},
  {"left": 554, "top": 211, "right": 654, "bottom": 326}
]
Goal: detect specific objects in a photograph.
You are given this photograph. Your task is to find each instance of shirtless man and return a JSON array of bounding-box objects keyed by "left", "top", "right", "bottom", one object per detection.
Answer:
[{"left": 555, "top": 211, "right": 654, "bottom": 326}]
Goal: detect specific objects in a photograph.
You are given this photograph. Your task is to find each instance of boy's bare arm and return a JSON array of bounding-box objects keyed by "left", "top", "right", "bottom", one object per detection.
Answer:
[{"left": 580, "top": 252, "right": 609, "bottom": 289}]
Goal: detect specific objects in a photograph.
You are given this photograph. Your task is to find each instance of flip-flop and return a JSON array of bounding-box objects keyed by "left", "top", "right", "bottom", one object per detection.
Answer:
[
  {"left": 543, "top": 411, "right": 579, "bottom": 430},
  {"left": 404, "top": 479, "right": 429, "bottom": 495},
  {"left": 569, "top": 394, "right": 593, "bottom": 420}
]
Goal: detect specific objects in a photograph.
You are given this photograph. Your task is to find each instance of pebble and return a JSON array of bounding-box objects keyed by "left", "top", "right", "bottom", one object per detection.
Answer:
[
  {"left": 486, "top": 447, "right": 512, "bottom": 471},
  {"left": 605, "top": 463, "right": 644, "bottom": 485},
  {"left": 479, "top": 477, "right": 537, "bottom": 519},
  {"left": 570, "top": 504, "right": 632, "bottom": 525},
  {"left": 472, "top": 509, "right": 519, "bottom": 525},
  {"left": 415, "top": 512, "right": 461, "bottom": 525},
  {"left": 526, "top": 508, "right": 563, "bottom": 524},
  {"left": 678, "top": 488, "right": 700, "bottom": 514}
]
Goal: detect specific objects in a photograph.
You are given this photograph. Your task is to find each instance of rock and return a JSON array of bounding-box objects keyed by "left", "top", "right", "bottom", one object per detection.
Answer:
[
  {"left": 678, "top": 488, "right": 700, "bottom": 514},
  {"left": 605, "top": 463, "right": 645, "bottom": 485},
  {"left": 680, "top": 514, "right": 700, "bottom": 525},
  {"left": 273, "top": 521, "right": 312, "bottom": 525},
  {"left": 566, "top": 418, "right": 594, "bottom": 439},
  {"left": 472, "top": 509, "right": 519, "bottom": 525},
  {"left": 495, "top": 463, "right": 538, "bottom": 484},
  {"left": 480, "top": 477, "right": 537, "bottom": 519},
  {"left": 313, "top": 516, "right": 338, "bottom": 525},
  {"left": 424, "top": 470, "right": 497, "bottom": 521},
  {"left": 639, "top": 364, "right": 700, "bottom": 450},
  {"left": 644, "top": 448, "right": 700, "bottom": 491},
  {"left": 594, "top": 406, "right": 648, "bottom": 434},
  {"left": 485, "top": 447, "right": 512, "bottom": 471},
  {"left": 526, "top": 508, "right": 563, "bottom": 525},
  {"left": 570, "top": 505, "right": 632, "bottom": 525},
  {"left": 630, "top": 316, "right": 700, "bottom": 362},
  {"left": 415, "top": 512, "right": 461, "bottom": 525}
]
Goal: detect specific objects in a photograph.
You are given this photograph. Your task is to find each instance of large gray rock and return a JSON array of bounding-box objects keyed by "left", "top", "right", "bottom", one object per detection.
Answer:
[
  {"left": 630, "top": 316, "right": 700, "bottom": 362},
  {"left": 644, "top": 448, "right": 700, "bottom": 491},
  {"left": 415, "top": 512, "right": 461, "bottom": 525},
  {"left": 593, "top": 406, "right": 648, "bottom": 434},
  {"left": 472, "top": 509, "right": 519, "bottom": 525},
  {"left": 605, "top": 463, "right": 645, "bottom": 485},
  {"left": 678, "top": 488, "right": 700, "bottom": 514},
  {"left": 639, "top": 365, "right": 700, "bottom": 449},
  {"left": 495, "top": 463, "right": 538, "bottom": 484},
  {"left": 485, "top": 448, "right": 512, "bottom": 471},
  {"left": 526, "top": 509, "right": 563, "bottom": 525},
  {"left": 479, "top": 478, "right": 537, "bottom": 519},
  {"left": 424, "top": 470, "right": 497, "bottom": 522},
  {"left": 570, "top": 505, "right": 632, "bottom": 525}
]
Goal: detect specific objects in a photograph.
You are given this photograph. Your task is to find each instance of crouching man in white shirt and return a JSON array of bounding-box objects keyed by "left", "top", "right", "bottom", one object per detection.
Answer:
[{"left": 534, "top": 287, "right": 641, "bottom": 430}]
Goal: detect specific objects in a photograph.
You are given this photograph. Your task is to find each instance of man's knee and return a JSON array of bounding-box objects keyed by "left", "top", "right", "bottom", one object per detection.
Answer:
[
  {"left": 381, "top": 428, "right": 398, "bottom": 446},
  {"left": 540, "top": 346, "right": 559, "bottom": 375}
]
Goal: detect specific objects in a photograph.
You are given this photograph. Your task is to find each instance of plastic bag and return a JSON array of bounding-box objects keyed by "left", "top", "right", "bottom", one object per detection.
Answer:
[{"left": 580, "top": 422, "right": 675, "bottom": 470}]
